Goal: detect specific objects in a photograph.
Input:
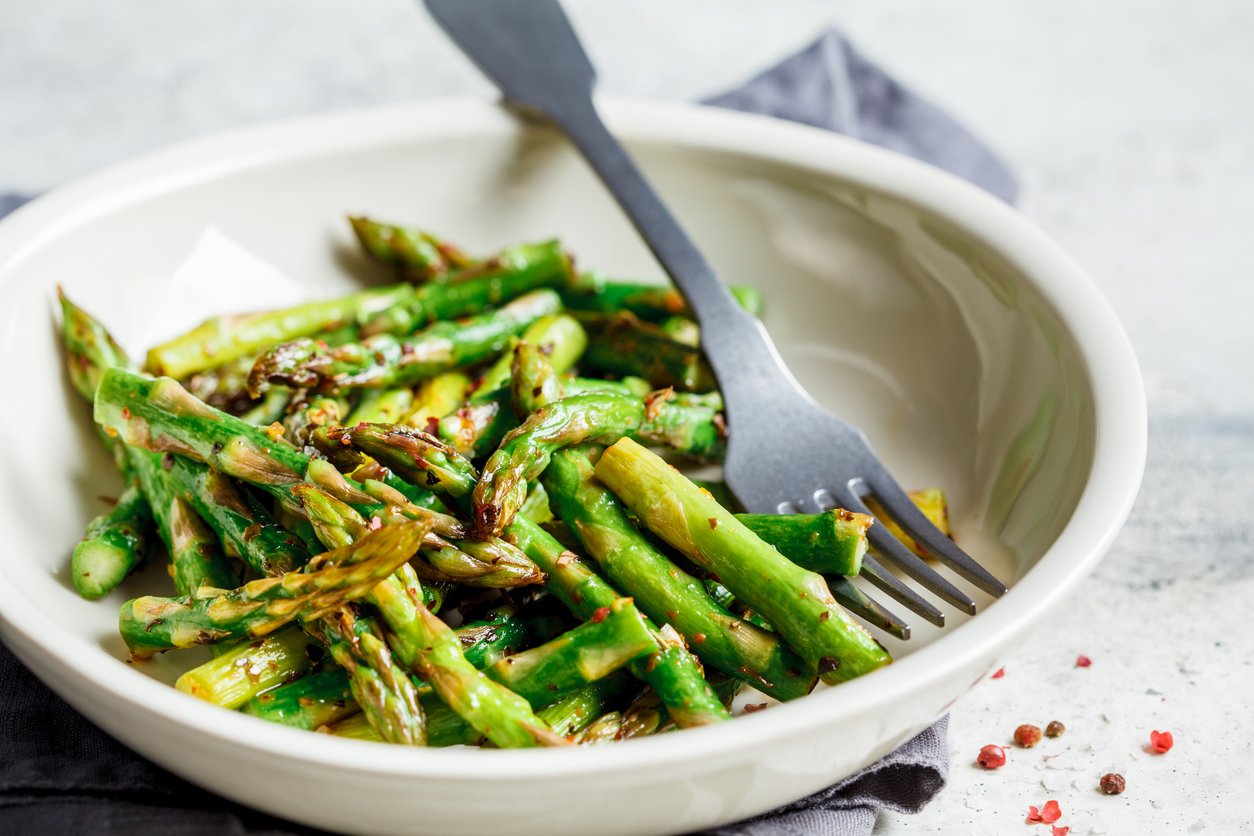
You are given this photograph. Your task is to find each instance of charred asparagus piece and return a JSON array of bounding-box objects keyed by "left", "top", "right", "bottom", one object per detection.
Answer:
[
  {"left": 472, "top": 391, "right": 724, "bottom": 537},
  {"left": 249, "top": 289, "right": 562, "bottom": 395},
  {"left": 348, "top": 217, "right": 473, "bottom": 282},
  {"left": 118, "top": 520, "right": 430, "bottom": 658}
]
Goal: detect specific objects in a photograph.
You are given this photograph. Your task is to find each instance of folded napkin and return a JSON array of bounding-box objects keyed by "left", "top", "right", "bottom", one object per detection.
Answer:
[{"left": 0, "top": 28, "right": 1015, "bottom": 836}]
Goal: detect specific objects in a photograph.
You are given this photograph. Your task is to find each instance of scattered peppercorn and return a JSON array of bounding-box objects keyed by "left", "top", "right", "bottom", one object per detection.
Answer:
[
  {"left": 1099, "top": 773, "right": 1126, "bottom": 795},
  {"left": 1075, "top": 654, "right": 1092, "bottom": 668},
  {"left": 1026, "top": 800, "right": 1062, "bottom": 824},
  {"left": 991, "top": 667, "right": 1005, "bottom": 679},
  {"left": 1045, "top": 720, "right": 1066, "bottom": 738},
  {"left": 976, "top": 744, "right": 1006, "bottom": 769},
  {"left": 1014, "top": 724, "right": 1043, "bottom": 748},
  {"left": 1149, "top": 729, "right": 1174, "bottom": 753}
]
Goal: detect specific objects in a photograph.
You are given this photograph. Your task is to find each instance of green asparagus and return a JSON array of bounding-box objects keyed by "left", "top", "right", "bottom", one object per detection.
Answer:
[
  {"left": 484, "top": 598, "right": 657, "bottom": 707},
  {"left": 561, "top": 274, "right": 763, "bottom": 321},
  {"left": 249, "top": 289, "right": 561, "bottom": 395},
  {"left": 145, "top": 284, "right": 413, "bottom": 378},
  {"left": 594, "top": 438, "right": 892, "bottom": 684},
  {"left": 71, "top": 484, "right": 152, "bottom": 600},
  {"left": 580, "top": 311, "right": 715, "bottom": 392},
  {"left": 119, "top": 520, "right": 430, "bottom": 658},
  {"left": 175, "top": 627, "right": 319, "bottom": 708},
  {"left": 472, "top": 391, "right": 724, "bottom": 538},
  {"left": 736, "top": 509, "right": 873, "bottom": 577},
  {"left": 508, "top": 516, "right": 731, "bottom": 728},
  {"left": 360, "top": 240, "right": 573, "bottom": 336},
  {"left": 349, "top": 217, "right": 473, "bottom": 282},
  {"left": 402, "top": 371, "right": 471, "bottom": 428},
  {"left": 543, "top": 447, "right": 817, "bottom": 700}
]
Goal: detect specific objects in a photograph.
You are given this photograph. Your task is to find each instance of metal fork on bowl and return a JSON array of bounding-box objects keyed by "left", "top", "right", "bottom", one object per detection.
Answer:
[{"left": 424, "top": 0, "right": 1009, "bottom": 638}]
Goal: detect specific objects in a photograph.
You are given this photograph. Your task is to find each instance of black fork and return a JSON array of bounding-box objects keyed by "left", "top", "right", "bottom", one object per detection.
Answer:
[{"left": 424, "top": 0, "right": 1009, "bottom": 638}]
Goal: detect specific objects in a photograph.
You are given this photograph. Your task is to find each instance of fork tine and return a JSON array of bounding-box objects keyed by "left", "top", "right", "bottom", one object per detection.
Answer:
[
  {"left": 858, "top": 554, "right": 946, "bottom": 626},
  {"left": 835, "top": 486, "right": 979, "bottom": 614},
  {"left": 866, "top": 522, "right": 978, "bottom": 614},
  {"left": 863, "top": 470, "right": 1009, "bottom": 598},
  {"left": 828, "top": 576, "right": 911, "bottom": 640}
]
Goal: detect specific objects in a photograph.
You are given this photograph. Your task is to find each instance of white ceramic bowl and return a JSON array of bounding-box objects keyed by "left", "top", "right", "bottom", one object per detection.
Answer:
[{"left": 0, "top": 99, "right": 1145, "bottom": 835}]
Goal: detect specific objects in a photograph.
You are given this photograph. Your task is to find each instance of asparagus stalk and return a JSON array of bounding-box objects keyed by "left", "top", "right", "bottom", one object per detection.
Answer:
[
  {"left": 579, "top": 311, "right": 715, "bottom": 392},
  {"left": 295, "top": 481, "right": 542, "bottom": 588},
  {"left": 543, "top": 447, "right": 817, "bottom": 700},
  {"left": 510, "top": 340, "right": 563, "bottom": 416},
  {"left": 472, "top": 391, "right": 724, "bottom": 538},
  {"left": 93, "top": 369, "right": 464, "bottom": 546},
  {"left": 457, "top": 605, "right": 568, "bottom": 669},
  {"left": 282, "top": 394, "right": 347, "bottom": 448},
  {"left": 145, "top": 284, "right": 413, "bottom": 378},
  {"left": 290, "top": 487, "right": 564, "bottom": 747},
  {"left": 402, "top": 371, "right": 471, "bottom": 428},
  {"left": 164, "top": 454, "right": 309, "bottom": 577},
  {"left": 119, "top": 520, "right": 430, "bottom": 658},
  {"left": 129, "top": 449, "right": 239, "bottom": 596},
  {"left": 436, "top": 395, "right": 513, "bottom": 460},
  {"left": 94, "top": 373, "right": 431, "bottom": 742},
  {"left": 370, "top": 564, "right": 568, "bottom": 748},
  {"left": 269, "top": 678, "right": 481, "bottom": 747},
  {"left": 344, "top": 387, "right": 415, "bottom": 426},
  {"left": 348, "top": 217, "right": 473, "bottom": 282},
  {"left": 536, "top": 674, "right": 637, "bottom": 738},
  {"left": 703, "top": 580, "right": 772, "bottom": 632},
  {"left": 594, "top": 438, "right": 892, "bottom": 684},
  {"left": 436, "top": 313, "right": 588, "bottom": 459},
  {"left": 508, "top": 516, "right": 731, "bottom": 728},
  {"left": 316, "top": 424, "right": 476, "bottom": 498},
  {"left": 321, "top": 712, "right": 380, "bottom": 741},
  {"left": 360, "top": 240, "right": 573, "bottom": 336},
  {"left": 244, "top": 604, "right": 567, "bottom": 731},
  {"left": 484, "top": 598, "right": 657, "bottom": 707},
  {"left": 736, "top": 510, "right": 873, "bottom": 577},
  {"left": 237, "top": 387, "right": 291, "bottom": 426},
  {"left": 249, "top": 289, "right": 562, "bottom": 395},
  {"left": 316, "top": 607, "right": 427, "bottom": 745},
  {"left": 71, "top": 485, "right": 152, "bottom": 600},
  {"left": 320, "top": 700, "right": 480, "bottom": 747},
  {"left": 619, "top": 690, "right": 667, "bottom": 739},
  {"left": 62, "top": 301, "right": 241, "bottom": 600},
  {"left": 518, "top": 479, "right": 555, "bottom": 524},
  {"left": 316, "top": 423, "right": 726, "bottom": 727},
  {"left": 59, "top": 290, "right": 155, "bottom": 596},
  {"left": 561, "top": 274, "right": 763, "bottom": 321},
  {"left": 561, "top": 376, "right": 652, "bottom": 398},
  {"left": 241, "top": 666, "right": 359, "bottom": 730},
  {"left": 573, "top": 711, "right": 624, "bottom": 744},
  {"left": 175, "top": 627, "right": 318, "bottom": 708},
  {"left": 475, "top": 314, "right": 587, "bottom": 394},
  {"left": 184, "top": 356, "right": 256, "bottom": 414}
]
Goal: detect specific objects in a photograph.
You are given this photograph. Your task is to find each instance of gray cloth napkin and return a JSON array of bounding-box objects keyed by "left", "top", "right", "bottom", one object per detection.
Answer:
[{"left": 0, "top": 28, "right": 1014, "bottom": 836}]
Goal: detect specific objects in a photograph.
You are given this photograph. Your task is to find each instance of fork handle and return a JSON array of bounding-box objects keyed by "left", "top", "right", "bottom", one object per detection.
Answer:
[
  {"left": 423, "top": 0, "right": 787, "bottom": 391},
  {"left": 555, "top": 102, "right": 800, "bottom": 383}
]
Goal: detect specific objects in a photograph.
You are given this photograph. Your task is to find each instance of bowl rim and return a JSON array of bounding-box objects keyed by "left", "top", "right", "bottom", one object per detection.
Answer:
[{"left": 0, "top": 96, "right": 1146, "bottom": 780}]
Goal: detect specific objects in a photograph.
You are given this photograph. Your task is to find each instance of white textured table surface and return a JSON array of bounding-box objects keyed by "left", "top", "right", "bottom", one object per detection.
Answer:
[{"left": 5, "top": 2, "right": 1252, "bottom": 833}]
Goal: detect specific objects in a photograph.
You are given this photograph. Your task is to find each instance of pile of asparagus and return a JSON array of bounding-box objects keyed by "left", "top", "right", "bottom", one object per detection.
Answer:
[{"left": 60, "top": 218, "right": 950, "bottom": 748}]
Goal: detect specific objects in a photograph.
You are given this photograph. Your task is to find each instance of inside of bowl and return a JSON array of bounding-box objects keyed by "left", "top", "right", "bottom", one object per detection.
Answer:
[{"left": 0, "top": 113, "right": 1094, "bottom": 678}]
